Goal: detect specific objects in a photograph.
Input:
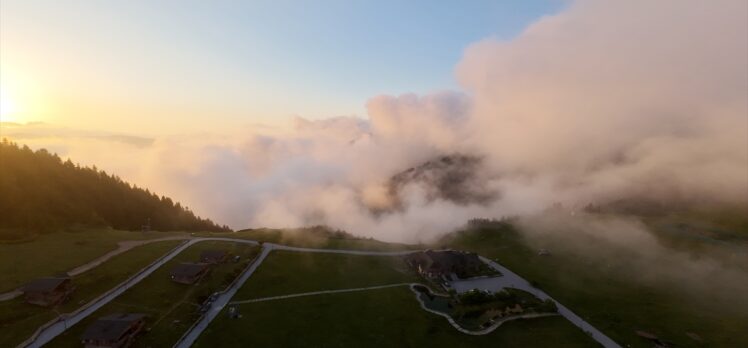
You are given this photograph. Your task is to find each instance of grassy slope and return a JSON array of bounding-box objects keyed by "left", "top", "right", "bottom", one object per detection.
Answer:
[
  {"left": 197, "top": 228, "right": 420, "bottom": 251},
  {"left": 196, "top": 251, "right": 598, "bottom": 347},
  {"left": 197, "top": 288, "right": 598, "bottom": 348},
  {"left": 0, "top": 240, "right": 182, "bottom": 347},
  {"left": 230, "top": 251, "right": 420, "bottom": 300},
  {"left": 0, "top": 229, "right": 187, "bottom": 292},
  {"left": 440, "top": 226, "right": 748, "bottom": 348},
  {"left": 48, "top": 241, "right": 259, "bottom": 348}
]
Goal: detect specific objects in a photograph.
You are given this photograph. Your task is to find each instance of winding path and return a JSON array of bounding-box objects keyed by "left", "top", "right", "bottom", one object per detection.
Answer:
[
  {"left": 480, "top": 256, "right": 621, "bottom": 348},
  {"left": 408, "top": 283, "right": 561, "bottom": 336}
]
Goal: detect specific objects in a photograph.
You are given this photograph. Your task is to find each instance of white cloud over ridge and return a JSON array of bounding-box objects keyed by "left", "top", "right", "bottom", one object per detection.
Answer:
[{"left": 6, "top": 0, "right": 747, "bottom": 244}]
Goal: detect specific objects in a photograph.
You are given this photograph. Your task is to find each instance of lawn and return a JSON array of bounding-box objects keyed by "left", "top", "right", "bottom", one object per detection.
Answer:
[
  {"left": 0, "top": 228, "right": 187, "bottom": 292},
  {"left": 439, "top": 225, "right": 748, "bottom": 348},
  {"left": 196, "top": 251, "right": 598, "bottom": 347},
  {"left": 0, "top": 240, "right": 182, "bottom": 347},
  {"left": 229, "top": 251, "right": 420, "bottom": 300},
  {"left": 194, "top": 287, "right": 599, "bottom": 347},
  {"left": 195, "top": 227, "right": 421, "bottom": 251},
  {"left": 47, "top": 241, "right": 260, "bottom": 348}
]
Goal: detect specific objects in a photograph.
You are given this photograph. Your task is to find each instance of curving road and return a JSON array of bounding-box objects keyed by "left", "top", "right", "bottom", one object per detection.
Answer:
[{"left": 480, "top": 256, "right": 621, "bottom": 348}]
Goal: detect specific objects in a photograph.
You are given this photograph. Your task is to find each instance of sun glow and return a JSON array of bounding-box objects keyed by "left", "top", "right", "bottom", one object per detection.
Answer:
[
  {"left": 0, "top": 68, "right": 42, "bottom": 124},
  {"left": 0, "top": 89, "right": 18, "bottom": 122}
]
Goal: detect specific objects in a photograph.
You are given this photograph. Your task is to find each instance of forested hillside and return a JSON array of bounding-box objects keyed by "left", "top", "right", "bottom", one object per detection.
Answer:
[{"left": 0, "top": 139, "right": 230, "bottom": 233}]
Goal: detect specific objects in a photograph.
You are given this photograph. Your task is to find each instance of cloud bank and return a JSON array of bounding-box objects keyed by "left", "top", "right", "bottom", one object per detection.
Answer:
[{"left": 5, "top": 0, "right": 747, "bottom": 244}]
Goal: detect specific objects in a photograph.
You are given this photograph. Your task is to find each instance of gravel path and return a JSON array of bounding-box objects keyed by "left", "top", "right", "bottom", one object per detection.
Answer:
[
  {"left": 67, "top": 236, "right": 191, "bottom": 276},
  {"left": 229, "top": 282, "right": 413, "bottom": 305}
]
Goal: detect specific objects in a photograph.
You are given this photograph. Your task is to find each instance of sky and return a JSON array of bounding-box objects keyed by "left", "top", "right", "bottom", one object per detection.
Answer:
[
  {"left": 0, "top": 0, "right": 563, "bottom": 134},
  {"left": 1, "top": 0, "right": 745, "bottom": 241}
]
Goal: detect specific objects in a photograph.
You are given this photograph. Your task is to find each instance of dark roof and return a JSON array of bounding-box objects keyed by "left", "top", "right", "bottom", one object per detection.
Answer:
[
  {"left": 408, "top": 250, "right": 482, "bottom": 273},
  {"left": 23, "top": 277, "right": 70, "bottom": 293},
  {"left": 200, "top": 250, "right": 227, "bottom": 259},
  {"left": 81, "top": 313, "right": 146, "bottom": 341},
  {"left": 170, "top": 263, "right": 209, "bottom": 278}
]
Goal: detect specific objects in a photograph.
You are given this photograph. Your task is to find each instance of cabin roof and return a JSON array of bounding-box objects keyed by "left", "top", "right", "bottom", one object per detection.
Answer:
[
  {"left": 81, "top": 313, "right": 145, "bottom": 341},
  {"left": 407, "top": 250, "right": 482, "bottom": 274},
  {"left": 23, "top": 277, "right": 69, "bottom": 293}
]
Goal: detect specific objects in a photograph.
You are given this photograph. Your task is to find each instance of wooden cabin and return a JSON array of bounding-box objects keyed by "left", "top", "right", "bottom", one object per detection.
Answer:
[
  {"left": 405, "top": 250, "right": 484, "bottom": 279},
  {"left": 169, "top": 263, "right": 210, "bottom": 284},
  {"left": 23, "top": 277, "right": 74, "bottom": 306},
  {"left": 80, "top": 313, "right": 146, "bottom": 348}
]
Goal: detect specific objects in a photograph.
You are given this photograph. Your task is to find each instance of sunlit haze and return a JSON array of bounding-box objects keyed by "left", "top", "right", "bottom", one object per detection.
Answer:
[
  {"left": 0, "top": 0, "right": 559, "bottom": 133},
  {"left": 1, "top": 0, "right": 746, "bottom": 239}
]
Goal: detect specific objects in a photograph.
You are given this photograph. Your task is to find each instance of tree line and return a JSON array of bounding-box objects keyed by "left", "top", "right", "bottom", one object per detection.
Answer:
[{"left": 0, "top": 138, "right": 231, "bottom": 233}]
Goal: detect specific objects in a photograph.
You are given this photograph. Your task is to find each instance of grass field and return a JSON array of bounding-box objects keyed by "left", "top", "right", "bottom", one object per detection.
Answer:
[
  {"left": 195, "top": 251, "right": 598, "bottom": 347},
  {"left": 196, "top": 227, "right": 420, "bottom": 251},
  {"left": 195, "top": 286, "right": 598, "bottom": 347},
  {"left": 47, "top": 241, "right": 260, "bottom": 348},
  {"left": 0, "top": 229, "right": 187, "bottom": 292},
  {"left": 0, "top": 240, "right": 182, "bottom": 347},
  {"left": 440, "top": 225, "right": 748, "bottom": 348},
  {"left": 229, "top": 251, "right": 420, "bottom": 300}
]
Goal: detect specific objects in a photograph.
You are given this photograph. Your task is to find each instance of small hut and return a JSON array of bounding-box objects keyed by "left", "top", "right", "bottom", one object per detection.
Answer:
[
  {"left": 23, "top": 277, "right": 74, "bottom": 306},
  {"left": 80, "top": 313, "right": 146, "bottom": 348}
]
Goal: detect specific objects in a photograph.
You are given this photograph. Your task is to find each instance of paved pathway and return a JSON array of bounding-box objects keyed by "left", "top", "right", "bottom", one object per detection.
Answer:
[
  {"left": 230, "top": 282, "right": 413, "bottom": 305},
  {"left": 173, "top": 245, "right": 272, "bottom": 348},
  {"left": 480, "top": 256, "right": 621, "bottom": 348},
  {"left": 0, "top": 289, "right": 22, "bottom": 301},
  {"left": 409, "top": 283, "right": 560, "bottom": 336},
  {"left": 269, "top": 243, "right": 415, "bottom": 256},
  {"left": 67, "top": 236, "right": 191, "bottom": 276}
]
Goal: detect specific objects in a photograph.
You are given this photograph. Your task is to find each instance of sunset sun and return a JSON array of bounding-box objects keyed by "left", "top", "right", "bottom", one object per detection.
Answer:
[
  {"left": 0, "top": 89, "right": 18, "bottom": 122},
  {"left": 0, "top": 93, "right": 16, "bottom": 122}
]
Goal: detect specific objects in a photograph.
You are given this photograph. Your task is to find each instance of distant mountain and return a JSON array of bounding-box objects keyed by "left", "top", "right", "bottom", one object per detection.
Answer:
[
  {"left": 382, "top": 154, "right": 497, "bottom": 212},
  {"left": 0, "top": 139, "right": 230, "bottom": 234}
]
